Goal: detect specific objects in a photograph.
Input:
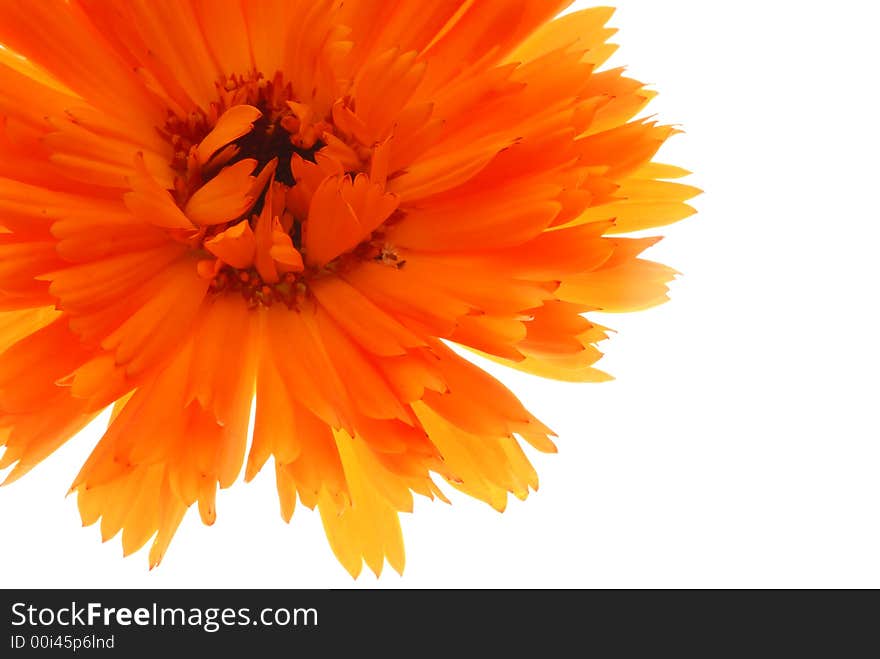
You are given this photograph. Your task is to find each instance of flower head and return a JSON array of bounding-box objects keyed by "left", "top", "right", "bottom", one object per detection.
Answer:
[{"left": 0, "top": 1, "right": 697, "bottom": 576}]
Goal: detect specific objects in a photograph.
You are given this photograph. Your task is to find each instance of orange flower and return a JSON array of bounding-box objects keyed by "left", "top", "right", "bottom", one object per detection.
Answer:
[{"left": 0, "top": 2, "right": 697, "bottom": 576}]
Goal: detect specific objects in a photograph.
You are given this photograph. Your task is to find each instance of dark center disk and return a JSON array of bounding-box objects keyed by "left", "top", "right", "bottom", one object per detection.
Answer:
[{"left": 232, "top": 115, "right": 323, "bottom": 187}]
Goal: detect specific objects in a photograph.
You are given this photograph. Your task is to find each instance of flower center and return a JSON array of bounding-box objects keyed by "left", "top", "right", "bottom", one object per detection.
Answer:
[
  {"left": 230, "top": 113, "right": 323, "bottom": 191},
  {"left": 162, "top": 73, "right": 329, "bottom": 229},
  {"left": 159, "top": 73, "right": 369, "bottom": 309}
]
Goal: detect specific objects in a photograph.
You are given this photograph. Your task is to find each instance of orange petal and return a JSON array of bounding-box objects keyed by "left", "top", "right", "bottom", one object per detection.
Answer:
[
  {"left": 0, "top": 0, "right": 165, "bottom": 133},
  {"left": 319, "top": 433, "right": 406, "bottom": 578},
  {"left": 248, "top": 356, "right": 300, "bottom": 482},
  {"left": 204, "top": 219, "right": 256, "bottom": 269},
  {"left": 507, "top": 7, "right": 617, "bottom": 65},
  {"left": 315, "top": 307, "right": 412, "bottom": 424},
  {"left": 269, "top": 230, "right": 304, "bottom": 272},
  {"left": 304, "top": 174, "right": 398, "bottom": 267},
  {"left": 197, "top": 104, "right": 262, "bottom": 164},
  {"left": 0, "top": 306, "right": 61, "bottom": 354},
  {"left": 185, "top": 158, "right": 256, "bottom": 226},
  {"left": 123, "top": 153, "right": 193, "bottom": 230},
  {"left": 348, "top": 48, "right": 427, "bottom": 144},
  {"left": 191, "top": 0, "right": 254, "bottom": 77},
  {"left": 310, "top": 276, "right": 424, "bottom": 357},
  {"left": 419, "top": 0, "right": 572, "bottom": 92},
  {"left": 388, "top": 196, "right": 560, "bottom": 251},
  {"left": 253, "top": 179, "right": 279, "bottom": 283},
  {"left": 100, "top": 257, "right": 210, "bottom": 376},
  {"left": 557, "top": 258, "right": 678, "bottom": 313}
]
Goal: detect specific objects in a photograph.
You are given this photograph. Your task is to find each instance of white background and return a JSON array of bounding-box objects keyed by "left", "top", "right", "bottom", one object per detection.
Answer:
[{"left": 1, "top": 0, "right": 879, "bottom": 588}]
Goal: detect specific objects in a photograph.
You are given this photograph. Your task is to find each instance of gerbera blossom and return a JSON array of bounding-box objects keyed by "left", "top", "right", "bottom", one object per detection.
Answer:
[{"left": 0, "top": 1, "right": 697, "bottom": 576}]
